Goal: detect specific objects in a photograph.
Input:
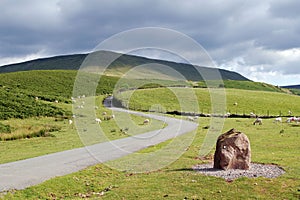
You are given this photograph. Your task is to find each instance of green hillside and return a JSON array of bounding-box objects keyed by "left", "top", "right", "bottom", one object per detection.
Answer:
[
  {"left": 1, "top": 69, "right": 299, "bottom": 199},
  {"left": 197, "top": 80, "right": 284, "bottom": 92},
  {"left": 0, "top": 51, "right": 249, "bottom": 81},
  {"left": 0, "top": 70, "right": 119, "bottom": 120},
  {"left": 281, "top": 85, "right": 300, "bottom": 95},
  {"left": 114, "top": 87, "right": 300, "bottom": 116},
  {"left": 0, "top": 70, "right": 191, "bottom": 120},
  {"left": 0, "top": 69, "right": 296, "bottom": 120}
]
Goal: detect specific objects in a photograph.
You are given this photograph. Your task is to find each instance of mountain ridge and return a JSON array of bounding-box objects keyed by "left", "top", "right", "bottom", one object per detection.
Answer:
[
  {"left": 281, "top": 85, "right": 300, "bottom": 89},
  {"left": 0, "top": 51, "right": 249, "bottom": 81}
]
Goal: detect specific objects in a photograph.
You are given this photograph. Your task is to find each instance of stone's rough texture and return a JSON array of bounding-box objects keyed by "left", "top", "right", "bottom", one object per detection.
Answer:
[{"left": 213, "top": 128, "right": 251, "bottom": 170}]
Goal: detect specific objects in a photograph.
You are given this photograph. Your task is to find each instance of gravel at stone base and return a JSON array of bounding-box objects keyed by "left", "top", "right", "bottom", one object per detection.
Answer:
[{"left": 192, "top": 163, "right": 285, "bottom": 180}]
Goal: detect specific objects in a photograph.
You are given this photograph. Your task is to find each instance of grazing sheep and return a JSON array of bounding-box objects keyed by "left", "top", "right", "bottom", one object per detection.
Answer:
[
  {"left": 187, "top": 116, "right": 194, "bottom": 121},
  {"left": 224, "top": 112, "right": 231, "bottom": 118},
  {"left": 253, "top": 118, "right": 262, "bottom": 125},
  {"left": 143, "top": 119, "right": 150, "bottom": 125},
  {"left": 250, "top": 112, "right": 257, "bottom": 118},
  {"left": 104, "top": 115, "right": 114, "bottom": 120},
  {"left": 95, "top": 118, "right": 102, "bottom": 124},
  {"left": 102, "top": 112, "right": 107, "bottom": 116},
  {"left": 54, "top": 100, "right": 59, "bottom": 103},
  {"left": 274, "top": 117, "right": 282, "bottom": 123},
  {"left": 233, "top": 102, "right": 238, "bottom": 106},
  {"left": 35, "top": 97, "right": 39, "bottom": 101},
  {"left": 68, "top": 119, "right": 73, "bottom": 125},
  {"left": 286, "top": 117, "right": 300, "bottom": 123}
]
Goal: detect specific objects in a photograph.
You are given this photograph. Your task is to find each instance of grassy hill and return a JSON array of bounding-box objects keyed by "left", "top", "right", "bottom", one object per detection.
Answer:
[
  {"left": 281, "top": 85, "right": 300, "bottom": 95},
  {"left": 0, "top": 51, "right": 249, "bottom": 81},
  {"left": 0, "top": 69, "right": 295, "bottom": 120},
  {"left": 0, "top": 70, "right": 119, "bottom": 120},
  {"left": 114, "top": 87, "right": 300, "bottom": 116},
  {"left": 197, "top": 80, "right": 284, "bottom": 92},
  {"left": 1, "top": 70, "right": 299, "bottom": 199},
  {"left": 0, "top": 70, "right": 191, "bottom": 120},
  {"left": 281, "top": 84, "right": 300, "bottom": 89}
]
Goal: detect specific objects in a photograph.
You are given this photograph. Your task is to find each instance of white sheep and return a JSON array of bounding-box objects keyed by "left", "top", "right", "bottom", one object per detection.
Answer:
[
  {"left": 187, "top": 116, "right": 195, "bottom": 121},
  {"left": 274, "top": 117, "right": 282, "bottom": 123},
  {"left": 253, "top": 118, "right": 262, "bottom": 125},
  {"left": 143, "top": 119, "right": 150, "bottom": 125},
  {"left": 286, "top": 117, "right": 300, "bottom": 123},
  {"left": 95, "top": 118, "right": 102, "bottom": 124},
  {"left": 68, "top": 119, "right": 73, "bottom": 125},
  {"left": 224, "top": 112, "right": 231, "bottom": 118},
  {"left": 250, "top": 112, "right": 257, "bottom": 118}
]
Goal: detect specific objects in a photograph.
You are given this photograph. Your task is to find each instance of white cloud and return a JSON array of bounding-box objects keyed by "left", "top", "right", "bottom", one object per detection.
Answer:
[
  {"left": 0, "top": 0, "right": 299, "bottom": 85},
  {"left": 0, "top": 50, "right": 47, "bottom": 66},
  {"left": 216, "top": 46, "right": 300, "bottom": 85}
]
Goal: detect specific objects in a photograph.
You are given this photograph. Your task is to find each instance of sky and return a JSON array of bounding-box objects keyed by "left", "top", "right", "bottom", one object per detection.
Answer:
[{"left": 0, "top": 0, "right": 300, "bottom": 86}]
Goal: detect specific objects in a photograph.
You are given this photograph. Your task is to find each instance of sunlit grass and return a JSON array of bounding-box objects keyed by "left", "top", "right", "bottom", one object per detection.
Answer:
[
  {"left": 115, "top": 87, "right": 300, "bottom": 116},
  {"left": 3, "top": 118, "right": 299, "bottom": 199},
  {"left": 0, "top": 96, "right": 166, "bottom": 164}
]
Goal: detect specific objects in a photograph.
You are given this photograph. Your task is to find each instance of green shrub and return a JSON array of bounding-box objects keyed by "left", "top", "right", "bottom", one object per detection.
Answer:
[{"left": 0, "top": 122, "right": 11, "bottom": 133}]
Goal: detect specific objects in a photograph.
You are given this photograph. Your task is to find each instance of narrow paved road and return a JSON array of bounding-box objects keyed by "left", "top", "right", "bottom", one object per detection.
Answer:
[{"left": 0, "top": 103, "right": 198, "bottom": 192}]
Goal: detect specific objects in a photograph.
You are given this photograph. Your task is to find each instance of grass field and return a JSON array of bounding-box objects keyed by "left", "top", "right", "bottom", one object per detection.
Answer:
[
  {"left": 0, "top": 70, "right": 299, "bottom": 199},
  {"left": 197, "top": 80, "right": 284, "bottom": 92},
  {"left": 2, "top": 117, "right": 299, "bottom": 199},
  {"left": 114, "top": 87, "right": 300, "bottom": 116},
  {"left": 0, "top": 96, "right": 166, "bottom": 164}
]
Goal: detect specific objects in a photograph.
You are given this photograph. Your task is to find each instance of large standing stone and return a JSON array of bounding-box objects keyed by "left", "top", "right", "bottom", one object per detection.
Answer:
[{"left": 213, "top": 128, "right": 251, "bottom": 170}]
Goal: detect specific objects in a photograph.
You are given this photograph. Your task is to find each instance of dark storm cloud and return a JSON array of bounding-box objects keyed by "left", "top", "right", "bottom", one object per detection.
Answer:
[{"left": 0, "top": 0, "right": 299, "bottom": 84}]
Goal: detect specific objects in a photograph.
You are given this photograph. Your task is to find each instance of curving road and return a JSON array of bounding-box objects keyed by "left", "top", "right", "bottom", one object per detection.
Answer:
[{"left": 0, "top": 100, "right": 198, "bottom": 192}]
